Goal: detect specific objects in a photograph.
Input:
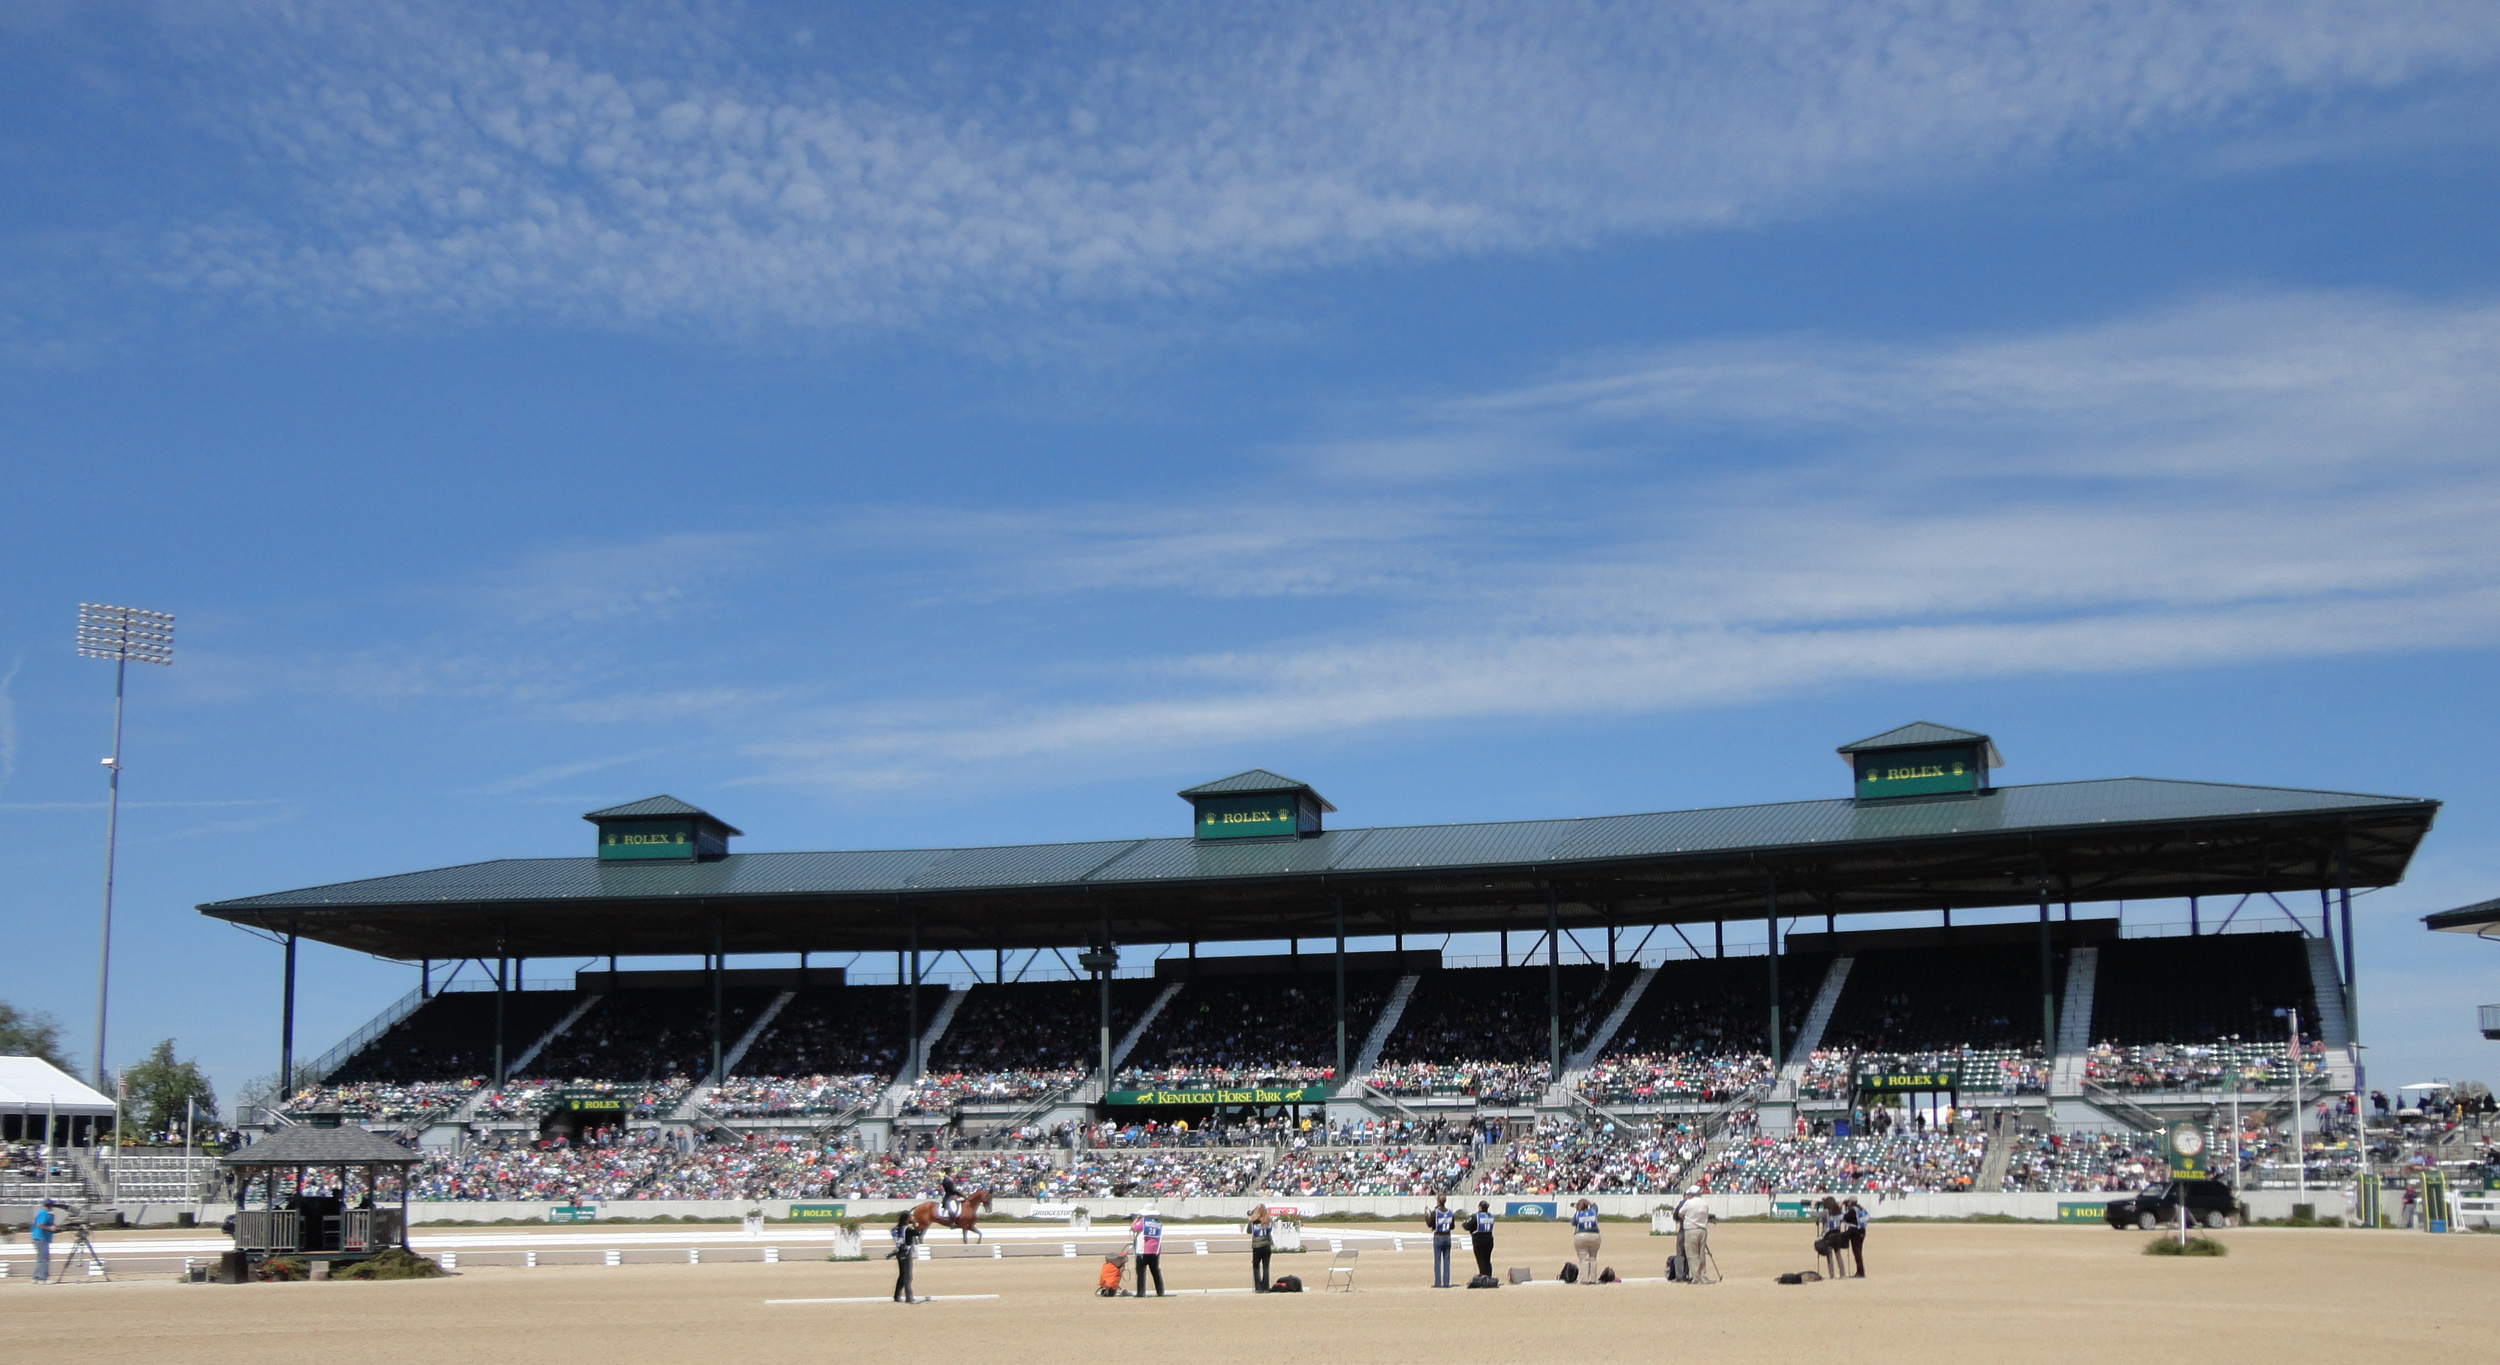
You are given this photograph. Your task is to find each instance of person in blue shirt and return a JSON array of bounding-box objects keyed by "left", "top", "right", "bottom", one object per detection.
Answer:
[
  {"left": 1570, "top": 1199, "right": 1602, "bottom": 1283},
  {"left": 1425, "top": 1196, "right": 1457, "bottom": 1287},
  {"left": 1246, "top": 1205, "right": 1274, "bottom": 1292},
  {"left": 30, "top": 1200, "right": 60, "bottom": 1283},
  {"left": 1469, "top": 1201, "right": 1497, "bottom": 1280}
]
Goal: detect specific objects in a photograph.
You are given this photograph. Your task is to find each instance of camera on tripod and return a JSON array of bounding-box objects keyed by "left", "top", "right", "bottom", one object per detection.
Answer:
[{"left": 43, "top": 1200, "right": 94, "bottom": 1233}]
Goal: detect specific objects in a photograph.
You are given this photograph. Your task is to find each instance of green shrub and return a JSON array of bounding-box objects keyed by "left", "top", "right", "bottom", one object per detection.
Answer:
[
  {"left": 255, "top": 1256, "right": 310, "bottom": 1281},
  {"left": 339, "top": 1249, "right": 444, "bottom": 1281},
  {"left": 2143, "top": 1236, "right": 2228, "bottom": 1257}
]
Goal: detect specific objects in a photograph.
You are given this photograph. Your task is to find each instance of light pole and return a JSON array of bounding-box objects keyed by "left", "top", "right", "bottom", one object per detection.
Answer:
[
  {"left": 76, "top": 603, "right": 175, "bottom": 1091},
  {"left": 2274, "top": 1006, "right": 2303, "bottom": 1200}
]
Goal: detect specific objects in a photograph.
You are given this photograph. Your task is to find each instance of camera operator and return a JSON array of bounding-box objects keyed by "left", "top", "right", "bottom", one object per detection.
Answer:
[
  {"left": 1841, "top": 1197, "right": 1868, "bottom": 1277},
  {"left": 31, "top": 1199, "right": 62, "bottom": 1283},
  {"left": 1673, "top": 1186, "right": 1711, "bottom": 1273}
]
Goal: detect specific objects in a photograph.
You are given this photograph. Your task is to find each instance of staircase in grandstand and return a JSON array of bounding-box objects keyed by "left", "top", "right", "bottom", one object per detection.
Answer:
[
  {"left": 2302, "top": 938, "right": 2360, "bottom": 1091},
  {"left": 1542, "top": 964, "right": 1660, "bottom": 1109},
  {"left": 1064, "top": 980, "right": 1186, "bottom": 1105},
  {"left": 1348, "top": 974, "right": 1424, "bottom": 1080},
  {"left": 870, "top": 984, "right": 970, "bottom": 1116},
  {"left": 1773, "top": 956, "right": 1855, "bottom": 1095},
  {"left": 671, "top": 988, "right": 798, "bottom": 1120},
  {"left": 506, "top": 992, "right": 605, "bottom": 1077},
  {"left": 2048, "top": 946, "right": 2100, "bottom": 1098},
  {"left": 1977, "top": 1128, "right": 2016, "bottom": 1190}
]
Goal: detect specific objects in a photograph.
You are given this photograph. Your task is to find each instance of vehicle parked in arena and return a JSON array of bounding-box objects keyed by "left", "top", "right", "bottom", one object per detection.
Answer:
[{"left": 2106, "top": 1179, "right": 2244, "bottom": 1230}]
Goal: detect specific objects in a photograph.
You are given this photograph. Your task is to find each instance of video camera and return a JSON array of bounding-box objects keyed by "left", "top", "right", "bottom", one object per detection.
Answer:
[{"left": 42, "top": 1200, "right": 94, "bottom": 1233}]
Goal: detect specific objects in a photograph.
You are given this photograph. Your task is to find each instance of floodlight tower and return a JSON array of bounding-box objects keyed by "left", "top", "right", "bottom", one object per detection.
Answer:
[{"left": 76, "top": 603, "right": 175, "bottom": 1090}]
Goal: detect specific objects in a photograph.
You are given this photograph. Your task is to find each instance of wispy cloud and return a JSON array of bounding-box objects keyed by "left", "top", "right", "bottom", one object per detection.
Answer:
[
  {"left": 0, "top": 655, "right": 20, "bottom": 791},
  {"left": 118, "top": 1, "right": 2500, "bottom": 335},
  {"left": 708, "top": 290, "right": 2500, "bottom": 785}
]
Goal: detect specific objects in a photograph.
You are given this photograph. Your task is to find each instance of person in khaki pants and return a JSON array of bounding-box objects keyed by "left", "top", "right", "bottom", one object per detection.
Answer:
[{"left": 1570, "top": 1199, "right": 1602, "bottom": 1282}]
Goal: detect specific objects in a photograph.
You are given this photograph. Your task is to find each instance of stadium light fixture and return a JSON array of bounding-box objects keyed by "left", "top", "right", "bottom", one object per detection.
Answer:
[
  {"left": 2273, "top": 1006, "right": 2303, "bottom": 1200},
  {"left": 76, "top": 603, "right": 175, "bottom": 1091}
]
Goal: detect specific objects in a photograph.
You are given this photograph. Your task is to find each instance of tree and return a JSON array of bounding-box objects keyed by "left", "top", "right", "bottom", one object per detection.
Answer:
[
  {"left": 121, "top": 1038, "right": 218, "bottom": 1134},
  {"left": 0, "top": 1001, "right": 75, "bottom": 1074}
]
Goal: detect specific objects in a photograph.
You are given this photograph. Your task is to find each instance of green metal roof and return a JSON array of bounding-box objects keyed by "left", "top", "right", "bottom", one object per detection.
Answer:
[
  {"left": 582, "top": 794, "right": 743, "bottom": 835},
  {"left": 1177, "top": 768, "right": 1337, "bottom": 811},
  {"left": 200, "top": 775, "right": 2437, "bottom": 960},
  {"left": 2423, "top": 897, "right": 2500, "bottom": 934},
  {"left": 1838, "top": 721, "right": 1994, "bottom": 754}
]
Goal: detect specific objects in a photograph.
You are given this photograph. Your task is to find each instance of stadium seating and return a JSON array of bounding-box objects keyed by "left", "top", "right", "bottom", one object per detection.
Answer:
[
  {"left": 1116, "top": 970, "right": 1398, "bottom": 1084},
  {"left": 1262, "top": 1143, "right": 1473, "bottom": 1196},
  {"left": 529, "top": 986, "right": 776, "bottom": 1082},
  {"left": 1581, "top": 954, "right": 1826, "bottom": 1106},
  {"left": 708, "top": 1073, "right": 887, "bottom": 1118},
  {"left": 1058, "top": 1149, "right": 1269, "bottom": 1199},
  {"left": 1472, "top": 1118, "right": 1705, "bottom": 1194},
  {"left": 735, "top": 984, "right": 937, "bottom": 1079},
  {"left": 1696, "top": 1131, "right": 1988, "bottom": 1194},
  {"left": 2089, "top": 932, "right": 2317, "bottom": 1049},
  {"left": 1364, "top": 964, "right": 1624, "bottom": 1103},
  {"left": 326, "top": 988, "right": 586, "bottom": 1084},
  {"left": 283, "top": 1079, "right": 481, "bottom": 1122},
  {"left": 1821, "top": 945, "right": 2053, "bottom": 1055},
  {"left": 1996, "top": 1128, "right": 2166, "bottom": 1192},
  {"left": 2082, "top": 1039, "right": 2322, "bottom": 1093}
]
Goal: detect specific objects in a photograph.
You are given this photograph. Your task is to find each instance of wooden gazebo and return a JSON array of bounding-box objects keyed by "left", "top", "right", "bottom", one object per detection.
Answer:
[{"left": 222, "top": 1120, "right": 416, "bottom": 1263}]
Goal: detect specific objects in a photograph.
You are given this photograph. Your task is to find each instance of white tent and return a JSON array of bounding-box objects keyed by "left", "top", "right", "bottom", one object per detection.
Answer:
[{"left": 0, "top": 1056, "right": 116, "bottom": 1117}]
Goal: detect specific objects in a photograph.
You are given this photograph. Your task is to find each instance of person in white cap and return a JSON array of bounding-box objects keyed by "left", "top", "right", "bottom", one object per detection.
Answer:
[{"left": 1674, "top": 1186, "right": 1712, "bottom": 1271}]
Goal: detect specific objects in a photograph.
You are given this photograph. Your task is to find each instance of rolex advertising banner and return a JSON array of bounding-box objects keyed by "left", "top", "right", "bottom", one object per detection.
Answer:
[{"left": 2166, "top": 1122, "right": 2208, "bottom": 1181}]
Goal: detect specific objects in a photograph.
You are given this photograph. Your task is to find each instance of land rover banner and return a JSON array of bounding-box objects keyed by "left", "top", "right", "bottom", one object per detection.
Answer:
[{"left": 1104, "top": 1085, "right": 1328, "bottom": 1106}]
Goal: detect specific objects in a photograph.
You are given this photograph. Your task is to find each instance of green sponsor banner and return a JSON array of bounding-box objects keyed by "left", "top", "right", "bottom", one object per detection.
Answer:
[
  {"left": 1853, "top": 746, "right": 1981, "bottom": 800},
  {"left": 1857, "top": 1069, "right": 1958, "bottom": 1093},
  {"left": 598, "top": 818, "right": 698, "bottom": 860},
  {"left": 549, "top": 1205, "right": 598, "bottom": 1223},
  {"left": 787, "top": 1203, "right": 849, "bottom": 1222},
  {"left": 1103, "top": 1085, "right": 1330, "bottom": 1106},
  {"left": 2057, "top": 1202, "right": 2107, "bottom": 1223},
  {"left": 1193, "top": 793, "right": 1301, "bottom": 840},
  {"left": 556, "top": 1090, "right": 627, "bottom": 1112}
]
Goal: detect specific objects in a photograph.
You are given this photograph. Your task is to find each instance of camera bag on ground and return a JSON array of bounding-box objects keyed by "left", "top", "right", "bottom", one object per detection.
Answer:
[
  {"left": 1778, "top": 1270, "right": 1825, "bottom": 1285},
  {"left": 1597, "top": 1267, "right": 1618, "bottom": 1284},
  {"left": 1466, "top": 1273, "right": 1500, "bottom": 1289},
  {"left": 1667, "top": 1254, "right": 1689, "bottom": 1282},
  {"left": 1271, "top": 1275, "right": 1302, "bottom": 1293},
  {"left": 1507, "top": 1267, "right": 1532, "bottom": 1284},
  {"left": 1559, "top": 1262, "right": 1579, "bottom": 1283}
]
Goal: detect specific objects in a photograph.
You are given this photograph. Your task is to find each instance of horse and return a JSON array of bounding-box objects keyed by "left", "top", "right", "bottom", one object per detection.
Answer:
[{"left": 910, "top": 1187, "right": 994, "bottom": 1243}]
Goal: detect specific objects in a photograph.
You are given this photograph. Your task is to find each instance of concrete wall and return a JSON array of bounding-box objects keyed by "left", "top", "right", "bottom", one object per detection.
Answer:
[{"left": 211, "top": 1188, "right": 2343, "bottom": 1228}]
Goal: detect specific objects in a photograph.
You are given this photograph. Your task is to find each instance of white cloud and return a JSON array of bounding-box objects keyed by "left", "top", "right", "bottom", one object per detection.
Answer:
[
  {"left": 709, "top": 290, "right": 2500, "bottom": 785},
  {"left": 136, "top": 1, "right": 2500, "bottom": 333},
  {"left": 0, "top": 655, "right": 19, "bottom": 791}
]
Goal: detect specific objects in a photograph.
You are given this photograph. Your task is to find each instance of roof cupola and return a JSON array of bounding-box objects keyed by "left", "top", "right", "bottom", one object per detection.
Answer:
[
  {"left": 1837, "top": 723, "right": 2002, "bottom": 802},
  {"left": 1178, "top": 769, "right": 1335, "bottom": 840},
  {"left": 584, "top": 795, "right": 742, "bottom": 861}
]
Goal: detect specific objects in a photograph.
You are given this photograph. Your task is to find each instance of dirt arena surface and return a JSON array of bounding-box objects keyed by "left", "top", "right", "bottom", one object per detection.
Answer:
[{"left": 7, "top": 1222, "right": 2493, "bottom": 1364}]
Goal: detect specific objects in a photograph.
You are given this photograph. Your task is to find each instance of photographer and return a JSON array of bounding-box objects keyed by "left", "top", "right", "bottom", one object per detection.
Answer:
[
  {"left": 1246, "top": 1205, "right": 1274, "bottom": 1292},
  {"left": 31, "top": 1199, "right": 60, "bottom": 1284},
  {"left": 1841, "top": 1197, "right": 1868, "bottom": 1278},
  {"left": 1426, "top": 1195, "right": 1457, "bottom": 1288},
  {"left": 889, "top": 1211, "right": 922, "bottom": 1303},
  {"left": 1468, "top": 1201, "right": 1497, "bottom": 1281},
  {"left": 1570, "top": 1199, "right": 1602, "bottom": 1283},
  {"left": 1673, "top": 1186, "right": 1711, "bottom": 1273}
]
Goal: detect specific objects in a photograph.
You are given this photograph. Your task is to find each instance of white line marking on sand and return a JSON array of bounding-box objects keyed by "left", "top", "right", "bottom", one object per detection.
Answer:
[{"left": 766, "top": 1294, "right": 1002, "bottom": 1305}]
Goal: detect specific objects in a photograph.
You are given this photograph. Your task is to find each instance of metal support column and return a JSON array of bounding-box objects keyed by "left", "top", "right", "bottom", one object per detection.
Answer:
[
  {"left": 420, "top": 959, "right": 430, "bottom": 999},
  {"left": 492, "top": 949, "right": 507, "bottom": 1086},
  {"left": 710, "top": 921, "right": 725, "bottom": 1082},
  {"left": 1764, "top": 875, "right": 1783, "bottom": 1070},
  {"left": 2190, "top": 896, "right": 2199, "bottom": 936},
  {"left": 1099, "top": 910, "right": 1114, "bottom": 1084},
  {"left": 1714, "top": 920, "right": 1722, "bottom": 959},
  {"left": 1546, "top": 886, "right": 1563, "bottom": 1077},
  {"left": 1334, "top": 897, "right": 1348, "bottom": 1085},
  {"left": 280, "top": 928, "right": 299, "bottom": 1096},
  {"left": 907, "top": 921, "right": 922, "bottom": 1080},
  {"left": 2337, "top": 838, "right": 2359, "bottom": 1055},
  {"left": 2037, "top": 874, "right": 2057, "bottom": 1060}
]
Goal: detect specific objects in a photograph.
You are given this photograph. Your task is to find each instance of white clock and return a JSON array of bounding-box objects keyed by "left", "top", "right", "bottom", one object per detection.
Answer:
[{"left": 2172, "top": 1125, "right": 2205, "bottom": 1156}]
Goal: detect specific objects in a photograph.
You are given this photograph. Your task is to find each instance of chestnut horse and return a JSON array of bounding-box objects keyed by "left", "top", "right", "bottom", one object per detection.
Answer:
[{"left": 910, "top": 1188, "right": 994, "bottom": 1243}]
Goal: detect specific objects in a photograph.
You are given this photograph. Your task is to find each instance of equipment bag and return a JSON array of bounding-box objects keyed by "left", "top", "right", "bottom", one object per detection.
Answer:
[
  {"left": 1597, "top": 1267, "right": 1618, "bottom": 1284},
  {"left": 1271, "top": 1275, "right": 1302, "bottom": 1293},
  {"left": 1466, "top": 1273, "right": 1500, "bottom": 1289},
  {"left": 1667, "top": 1254, "right": 1689, "bottom": 1282},
  {"left": 1559, "top": 1262, "right": 1579, "bottom": 1283},
  {"left": 1507, "top": 1267, "right": 1532, "bottom": 1284}
]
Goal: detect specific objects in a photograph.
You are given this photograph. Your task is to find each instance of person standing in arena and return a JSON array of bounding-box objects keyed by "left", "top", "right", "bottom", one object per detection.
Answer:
[
  {"left": 1246, "top": 1205, "right": 1274, "bottom": 1292},
  {"left": 1131, "top": 1206, "right": 1166, "bottom": 1298},
  {"left": 1842, "top": 1197, "right": 1869, "bottom": 1277},
  {"left": 1469, "top": 1201, "right": 1497, "bottom": 1280},
  {"left": 1426, "top": 1195, "right": 1457, "bottom": 1287},
  {"left": 1570, "top": 1199, "right": 1602, "bottom": 1282},
  {"left": 1674, "top": 1186, "right": 1711, "bottom": 1274},
  {"left": 30, "top": 1199, "right": 59, "bottom": 1283},
  {"left": 890, "top": 1211, "right": 922, "bottom": 1303}
]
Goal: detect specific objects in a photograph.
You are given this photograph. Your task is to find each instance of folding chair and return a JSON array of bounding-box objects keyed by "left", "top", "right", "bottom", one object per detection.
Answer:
[{"left": 1324, "top": 1247, "right": 1359, "bottom": 1291}]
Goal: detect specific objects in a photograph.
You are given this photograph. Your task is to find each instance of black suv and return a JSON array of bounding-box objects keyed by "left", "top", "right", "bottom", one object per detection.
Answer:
[{"left": 2105, "top": 1179, "right": 2244, "bottom": 1230}]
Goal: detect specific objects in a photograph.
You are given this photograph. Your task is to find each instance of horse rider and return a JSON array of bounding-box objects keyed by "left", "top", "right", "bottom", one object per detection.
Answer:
[{"left": 939, "top": 1168, "right": 964, "bottom": 1222}]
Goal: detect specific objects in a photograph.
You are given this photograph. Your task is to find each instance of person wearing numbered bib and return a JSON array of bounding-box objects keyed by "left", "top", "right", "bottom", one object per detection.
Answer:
[
  {"left": 1131, "top": 1207, "right": 1166, "bottom": 1298},
  {"left": 1426, "top": 1195, "right": 1457, "bottom": 1288},
  {"left": 1570, "top": 1199, "right": 1602, "bottom": 1283},
  {"left": 1469, "top": 1201, "right": 1497, "bottom": 1280}
]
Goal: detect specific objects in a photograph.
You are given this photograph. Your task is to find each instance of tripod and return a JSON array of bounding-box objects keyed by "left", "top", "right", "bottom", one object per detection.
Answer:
[
  {"left": 49, "top": 1225, "right": 110, "bottom": 1283},
  {"left": 1673, "top": 1226, "right": 1721, "bottom": 1286}
]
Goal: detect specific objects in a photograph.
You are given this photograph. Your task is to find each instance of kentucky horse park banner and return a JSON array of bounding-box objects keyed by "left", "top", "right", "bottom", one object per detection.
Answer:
[{"left": 1103, "top": 1085, "right": 1330, "bottom": 1106}]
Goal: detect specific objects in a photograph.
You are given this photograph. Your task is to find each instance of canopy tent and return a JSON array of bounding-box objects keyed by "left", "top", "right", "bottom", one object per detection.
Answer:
[{"left": 0, "top": 1056, "right": 116, "bottom": 1117}]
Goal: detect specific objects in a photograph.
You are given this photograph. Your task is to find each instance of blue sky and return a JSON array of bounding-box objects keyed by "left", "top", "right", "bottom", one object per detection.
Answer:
[{"left": 5, "top": 1, "right": 2499, "bottom": 1106}]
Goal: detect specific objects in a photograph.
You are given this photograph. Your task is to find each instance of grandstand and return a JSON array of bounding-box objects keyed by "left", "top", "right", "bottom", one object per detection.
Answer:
[{"left": 186, "top": 726, "right": 2436, "bottom": 1211}]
